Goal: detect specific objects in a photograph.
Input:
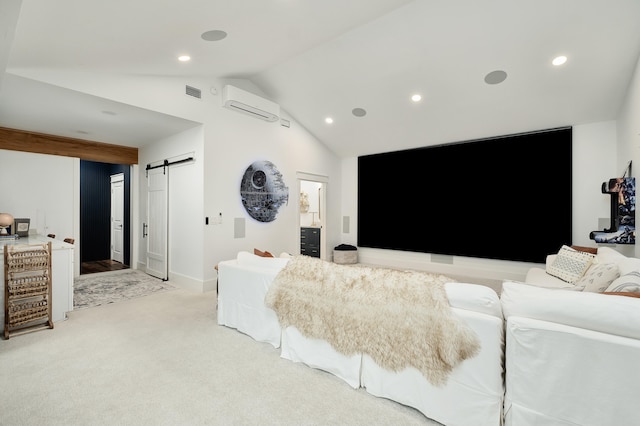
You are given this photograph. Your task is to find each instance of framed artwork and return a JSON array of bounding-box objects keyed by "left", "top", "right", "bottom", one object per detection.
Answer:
[
  {"left": 240, "top": 160, "right": 289, "bottom": 222},
  {"left": 13, "top": 218, "right": 31, "bottom": 237},
  {"left": 590, "top": 177, "right": 635, "bottom": 244}
]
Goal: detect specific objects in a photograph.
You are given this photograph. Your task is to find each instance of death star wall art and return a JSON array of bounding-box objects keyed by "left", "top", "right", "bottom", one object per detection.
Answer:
[{"left": 240, "top": 160, "right": 289, "bottom": 222}]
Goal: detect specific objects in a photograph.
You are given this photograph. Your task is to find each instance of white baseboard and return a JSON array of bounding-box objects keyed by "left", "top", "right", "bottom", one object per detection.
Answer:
[
  {"left": 357, "top": 248, "right": 538, "bottom": 294},
  {"left": 137, "top": 262, "right": 214, "bottom": 292}
]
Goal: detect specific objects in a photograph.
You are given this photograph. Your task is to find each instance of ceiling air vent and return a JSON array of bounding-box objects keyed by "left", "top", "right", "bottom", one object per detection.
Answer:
[{"left": 185, "top": 85, "right": 202, "bottom": 99}]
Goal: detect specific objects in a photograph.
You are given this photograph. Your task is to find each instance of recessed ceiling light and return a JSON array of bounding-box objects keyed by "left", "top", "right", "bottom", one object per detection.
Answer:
[
  {"left": 201, "top": 30, "right": 228, "bottom": 41},
  {"left": 552, "top": 55, "right": 567, "bottom": 66},
  {"left": 484, "top": 70, "right": 507, "bottom": 85},
  {"left": 178, "top": 55, "right": 191, "bottom": 62},
  {"left": 325, "top": 117, "right": 334, "bottom": 124},
  {"left": 411, "top": 94, "right": 422, "bottom": 102}
]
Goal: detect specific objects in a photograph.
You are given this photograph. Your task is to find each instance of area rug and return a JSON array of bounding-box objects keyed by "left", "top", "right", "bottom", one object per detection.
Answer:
[{"left": 74, "top": 270, "right": 178, "bottom": 310}]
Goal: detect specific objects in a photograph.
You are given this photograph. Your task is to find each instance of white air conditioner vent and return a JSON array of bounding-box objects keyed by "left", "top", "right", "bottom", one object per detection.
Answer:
[{"left": 222, "top": 85, "right": 279, "bottom": 122}]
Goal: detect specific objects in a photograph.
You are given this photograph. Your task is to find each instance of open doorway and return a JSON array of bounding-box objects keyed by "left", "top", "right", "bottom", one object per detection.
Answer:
[
  {"left": 298, "top": 174, "right": 327, "bottom": 260},
  {"left": 80, "top": 160, "right": 131, "bottom": 274}
]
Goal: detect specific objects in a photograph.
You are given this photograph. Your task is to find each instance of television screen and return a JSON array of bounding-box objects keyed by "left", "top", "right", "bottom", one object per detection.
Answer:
[{"left": 357, "top": 127, "right": 572, "bottom": 263}]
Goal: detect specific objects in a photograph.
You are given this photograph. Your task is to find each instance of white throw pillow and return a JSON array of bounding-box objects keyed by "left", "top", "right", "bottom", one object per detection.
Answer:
[
  {"left": 577, "top": 263, "right": 620, "bottom": 292},
  {"left": 546, "top": 245, "right": 595, "bottom": 284},
  {"left": 617, "top": 256, "right": 640, "bottom": 276},
  {"left": 595, "top": 246, "right": 626, "bottom": 264},
  {"left": 605, "top": 271, "right": 640, "bottom": 293}
]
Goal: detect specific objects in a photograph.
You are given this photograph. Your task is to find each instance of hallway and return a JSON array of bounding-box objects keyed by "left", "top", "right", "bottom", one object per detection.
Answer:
[{"left": 81, "top": 259, "right": 129, "bottom": 275}]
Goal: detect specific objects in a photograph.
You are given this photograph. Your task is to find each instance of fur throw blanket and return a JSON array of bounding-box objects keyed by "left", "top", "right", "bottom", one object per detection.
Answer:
[{"left": 265, "top": 256, "right": 480, "bottom": 386}]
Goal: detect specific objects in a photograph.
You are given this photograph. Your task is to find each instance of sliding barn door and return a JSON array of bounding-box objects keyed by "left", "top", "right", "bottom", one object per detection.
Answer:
[{"left": 146, "top": 167, "right": 168, "bottom": 280}]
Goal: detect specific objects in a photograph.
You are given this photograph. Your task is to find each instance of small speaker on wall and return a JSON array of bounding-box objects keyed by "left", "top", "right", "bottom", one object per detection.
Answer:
[
  {"left": 234, "top": 218, "right": 245, "bottom": 239},
  {"left": 343, "top": 216, "right": 350, "bottom": 233}
]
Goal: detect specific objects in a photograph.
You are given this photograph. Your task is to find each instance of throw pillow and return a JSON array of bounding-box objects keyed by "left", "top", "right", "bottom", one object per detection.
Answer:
[
  {"left": 254, "top": 248, "right": 274, "bottom": 258},
  {"left": 570, "top": 245, "right": 598, "bottom": 255},
  {"left": 576, "top": 263, "right": 620, "bottom": 292},
  {"left": 546, "top": 245, "right": 595, "bottom": 284},
  {"left": 605, "top": 271, "right": 640, "bottom": 293}
]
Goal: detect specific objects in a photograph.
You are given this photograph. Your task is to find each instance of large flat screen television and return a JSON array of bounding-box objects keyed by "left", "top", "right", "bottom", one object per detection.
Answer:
[{"left": 357, "top": 127, "right": 572, "bottom": 263}]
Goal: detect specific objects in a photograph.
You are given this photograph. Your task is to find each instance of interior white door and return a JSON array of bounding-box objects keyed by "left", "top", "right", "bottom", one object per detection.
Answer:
[
  {"left": 110, "top": 173, "right": 124, "bottom": 264},
  {"left": 146, "top": 166, "right": 168, "bottom": 280}
]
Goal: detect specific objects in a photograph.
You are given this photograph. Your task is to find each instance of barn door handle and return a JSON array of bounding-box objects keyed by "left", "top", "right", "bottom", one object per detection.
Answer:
[{"left": 143, "top": 223, "right": 148, "bottom": 238}]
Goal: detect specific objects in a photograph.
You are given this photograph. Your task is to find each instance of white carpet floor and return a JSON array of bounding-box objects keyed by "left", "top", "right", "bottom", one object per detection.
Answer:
[{"left": 0, "top": 285, "right": 441, "bottom": 425}]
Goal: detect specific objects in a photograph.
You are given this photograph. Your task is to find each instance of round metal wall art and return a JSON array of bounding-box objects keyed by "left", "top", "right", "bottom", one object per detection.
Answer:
[{"left": 240, "top": 160, "right": 289, "bottom": 222}]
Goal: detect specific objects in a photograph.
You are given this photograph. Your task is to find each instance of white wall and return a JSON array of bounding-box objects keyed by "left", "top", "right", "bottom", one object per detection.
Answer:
[
  {"left": 0, "top": 149, "right": 77, "bottom": 239},
  {"left": 616, "top": 53, "right": 640, "bottom": 258},
  {"left": 203, "top": 80, "right": 342, "bottom": 283},
  {"left": 138, "top": 126, "right": 205, "bottom": 290},
  {"left": 0, "top": 149, "right": 80, "bottom": 275}
]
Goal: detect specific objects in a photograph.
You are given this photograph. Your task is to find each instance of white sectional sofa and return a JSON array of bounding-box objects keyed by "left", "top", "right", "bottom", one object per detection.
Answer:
[
  {"left": 217, "top": 251, "right": 289, "bottom": 348},
  {"left": 500, "top": 281, "right": 640, "bottom": 426},
  {"left": 217, "top": 248, "right": 640, "bottom": 426},
  {"left": 278, "top": 282, "right": 505, "bottom": 426},
  {"left": 503, "top": 244, "right": 640, "bottom": 426},
  {"left": 217, "top": 251, "right": 505, "bottom": 426}
]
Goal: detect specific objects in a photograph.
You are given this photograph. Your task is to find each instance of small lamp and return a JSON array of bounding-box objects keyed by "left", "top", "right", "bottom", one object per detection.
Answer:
[{"left": 0, "top": 212, "right": 14, "bottom": 235}]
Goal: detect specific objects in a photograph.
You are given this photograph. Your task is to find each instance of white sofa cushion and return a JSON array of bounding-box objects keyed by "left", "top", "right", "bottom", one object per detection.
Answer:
[
  {"left": 617, "top": 256, "right": 640, "bottom": 275},
  {"left": 545, "top": 245, "right": 595, "bottom": 283},
  {"left": 501, "top": 281, "right": 640, "bottom": 340},
  {"left": 444, "top": 282, "right": 503, "bottom": 318},
  {"left": 605, "top": 271, "right": 640, "bottom": 293},
  {"left": 524, "top": 267, "right": 581, "bottom": 290}
]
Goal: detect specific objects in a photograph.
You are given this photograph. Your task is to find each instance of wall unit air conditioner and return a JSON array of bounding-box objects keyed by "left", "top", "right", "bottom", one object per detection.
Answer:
[{"left": 222, "top": 85, "right": 280, "bottom": 122}]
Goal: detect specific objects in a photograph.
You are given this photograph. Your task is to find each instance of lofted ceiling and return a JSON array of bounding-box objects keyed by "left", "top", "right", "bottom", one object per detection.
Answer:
[{"left": 1, "top": 0, "right": 640, "bottom": 157}]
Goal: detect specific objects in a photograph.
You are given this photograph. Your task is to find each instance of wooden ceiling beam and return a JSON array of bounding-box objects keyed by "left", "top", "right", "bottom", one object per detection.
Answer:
[{"left": 0, "top": 126, "right": 138, "bottom": 165}]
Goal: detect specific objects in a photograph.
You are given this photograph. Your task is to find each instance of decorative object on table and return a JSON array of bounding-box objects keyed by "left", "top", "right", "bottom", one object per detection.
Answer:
[
  {"left": 13, "top": 218, "right": 30, "bottom": 237},
  {"left": 590, "top": 162, "right": 635, "bottom": 244},
  {"left": 0, "top": 212, "right": 14, "bottom": 235},
  {"left": 4, "top": 242, "right": 53, "bottom": 339},
  {"left": 299, "top": 192, "right": 309, "bottom": 213},
  {"left": 240, "top": 160, "right": 289, "bottom": 223},
  {"left": 310, "top": 211, "right": 319, "bottom": 227}
]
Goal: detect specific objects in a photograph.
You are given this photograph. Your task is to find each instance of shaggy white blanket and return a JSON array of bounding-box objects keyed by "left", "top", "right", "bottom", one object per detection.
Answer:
[{"left": 265, "top": 256, "right": 480, "bottom": 386}]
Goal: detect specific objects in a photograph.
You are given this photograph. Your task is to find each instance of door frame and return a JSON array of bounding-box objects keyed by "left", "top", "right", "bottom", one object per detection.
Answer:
[
  {"left": 297, "top": 172, "right": 328, "bottom": 260},
  {"left": 110, "top": 173, "right": 125, "bottom": 264}
]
